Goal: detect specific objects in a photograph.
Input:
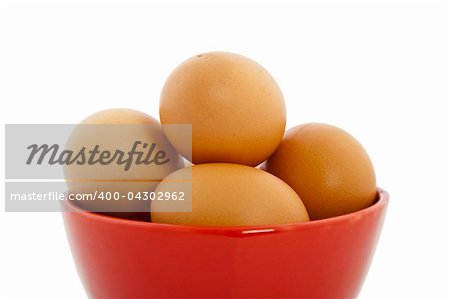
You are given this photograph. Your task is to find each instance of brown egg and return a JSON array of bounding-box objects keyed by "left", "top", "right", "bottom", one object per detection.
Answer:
[
  {"left": 159, "top": 52, "right": 286, "bottom": 166},
  {"left": 263, "top": 123, "right": 377, "bottom": 220},
  {"left": 64, "top": 108, "right": 185, "bottom": 215},
  {"left": 151, "top": 163, "right": 309, "bottom": 226}
]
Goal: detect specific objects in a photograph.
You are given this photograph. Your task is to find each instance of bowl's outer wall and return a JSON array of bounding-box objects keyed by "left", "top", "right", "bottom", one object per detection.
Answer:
[{"left": 62, "top": 191, "right": 388, "bottom": 298}]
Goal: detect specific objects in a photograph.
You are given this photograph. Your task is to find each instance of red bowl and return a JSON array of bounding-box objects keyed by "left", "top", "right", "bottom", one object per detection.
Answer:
[{"left": 62, "top": 189, "right": 388, "bottom": 298}]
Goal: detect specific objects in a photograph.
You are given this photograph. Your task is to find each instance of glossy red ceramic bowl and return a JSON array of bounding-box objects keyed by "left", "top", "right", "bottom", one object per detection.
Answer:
[{"left": 62, "top": 189, "right": 388, "bottom": 299}]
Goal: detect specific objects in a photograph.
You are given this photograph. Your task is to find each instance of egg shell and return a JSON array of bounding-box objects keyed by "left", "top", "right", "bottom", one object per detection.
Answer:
[
  {"left": 159, "top": 52, "right": 286, "bottom": 166},
  {"left": 263, "top": 123, "right": 377, "bottom": 220},
  {"left": 64, "top": 108, "right": 185, "bottom": 214},
  {"left": 151, "top": 163, "right": 309, "bottom": 226}
]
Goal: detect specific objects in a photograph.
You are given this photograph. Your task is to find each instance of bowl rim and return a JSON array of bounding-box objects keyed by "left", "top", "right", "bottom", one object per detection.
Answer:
[{"left": 63, "top": 188, "right": 389, "bottom": 235}]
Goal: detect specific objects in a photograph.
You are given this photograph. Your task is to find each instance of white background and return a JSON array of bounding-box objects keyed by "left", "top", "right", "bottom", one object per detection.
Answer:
[{"left": 1, "top": 1, "right": 449, "bottom": 298}]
